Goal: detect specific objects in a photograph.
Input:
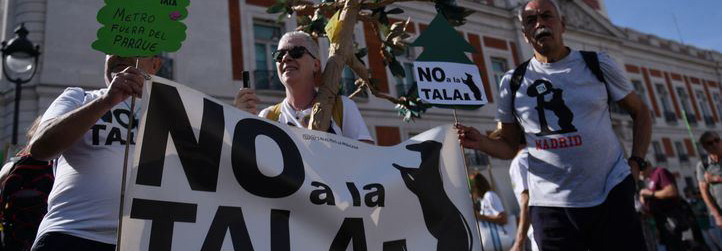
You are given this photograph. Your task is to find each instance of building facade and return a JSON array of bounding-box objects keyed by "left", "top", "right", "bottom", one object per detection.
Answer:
[{"left": 0, "top": 0, "right": 720, "bottom": 215}]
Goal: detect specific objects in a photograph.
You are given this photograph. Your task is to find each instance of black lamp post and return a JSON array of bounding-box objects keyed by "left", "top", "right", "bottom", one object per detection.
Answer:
[{"left": 1, "top": 23, "right": 40, "bottom": 145}]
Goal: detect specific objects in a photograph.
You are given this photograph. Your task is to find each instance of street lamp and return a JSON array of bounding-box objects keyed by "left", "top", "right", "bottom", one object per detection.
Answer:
[{"left": 1, "top": 23, "right": 40, "bottom": 145}]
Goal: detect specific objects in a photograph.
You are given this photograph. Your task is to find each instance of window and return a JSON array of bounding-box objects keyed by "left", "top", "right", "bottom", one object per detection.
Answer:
[
  {"left": 253, "top": 20, "right": 283, "bottom": 90},
  {"left": 675, "top": 141, "right": 688, "bottom": 162},
  {"left": 395, "top": 48, "right": 416, "bottom": 97},
  {"left": 656, "top": 84, "right": 675, "bottom": 123},
  {"left": 653, "top": 141, "right": 666, "bottom": 162},
  {"left": 632, "top": 80, "right": 649, "bottom": 106},
  {"left": 338, "top": 66, "right": 367, "bottom": 97},
  {"left": 676, "top": 87, "right": 695, "bottom": 124},
  {"left": 632, "top": 80, "right": 655, "bottom": 120},
  {"left": 696, "top": 90, "right": 714, "bottom": 126},
  {"left": 490, "top": 57, "right": 508, "bottom": 87},
  {"left": 156, "top": 52, "right": 174, "bottom": 80}
]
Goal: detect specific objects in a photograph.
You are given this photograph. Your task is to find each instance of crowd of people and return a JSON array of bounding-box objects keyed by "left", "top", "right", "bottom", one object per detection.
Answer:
[{"left": 0, "top": 0, "right": 717, "bottom": 250}]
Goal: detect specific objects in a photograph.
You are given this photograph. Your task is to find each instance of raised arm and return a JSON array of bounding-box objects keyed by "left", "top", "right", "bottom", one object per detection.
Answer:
[{"left": 29, "top": 67, "right": 145, "bottom": 161}]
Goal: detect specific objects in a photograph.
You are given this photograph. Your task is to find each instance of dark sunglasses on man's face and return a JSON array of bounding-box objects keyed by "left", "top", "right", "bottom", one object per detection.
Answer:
[
  {"left": 704, "top": 137, "right": 721, "bottom": 147},
  {"left": 272, "top": 46, "right": 316, "bottom": 62}
]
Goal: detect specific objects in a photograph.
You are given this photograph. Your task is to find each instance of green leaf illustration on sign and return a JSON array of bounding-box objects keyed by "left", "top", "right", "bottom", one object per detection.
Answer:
[
  {"left": 92, "top": 0, "right": 190, "bottom": 57},
  {"left": 410, "top": 13, "right": 476, "bottom": 63}
]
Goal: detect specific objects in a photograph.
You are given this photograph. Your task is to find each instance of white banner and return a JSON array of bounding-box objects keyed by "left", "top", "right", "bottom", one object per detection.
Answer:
[
  {"left": 413, "top": 61, "right": 487, "bottom": 106},
  {"left": 119, "top": 77, "right": 481, "bottom": 251}
]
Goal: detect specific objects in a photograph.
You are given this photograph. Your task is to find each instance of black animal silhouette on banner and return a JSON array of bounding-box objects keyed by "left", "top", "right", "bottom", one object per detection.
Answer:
[
  {"left": 527, "top": 79, "right": 577, "bottom": 136},
  {"left": 462, "top": 73, "right": 482, "bottom": 101},
  {"left": 392, "top": 141, "right": 473, "bottom": 251}
]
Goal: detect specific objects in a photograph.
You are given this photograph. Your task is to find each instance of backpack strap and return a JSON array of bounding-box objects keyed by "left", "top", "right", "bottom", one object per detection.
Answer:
[
  {"left": 510, "top": 60, "right": 531, "bottom": 121},
  {"left": 265, "top": 98, "right": 344, "bottom": 130},
  {"left": 579, "top": 51, "right": 605, "bottom": 84},
  {"left": 264, "top": 103, "right": 283, "bottom": 121}
]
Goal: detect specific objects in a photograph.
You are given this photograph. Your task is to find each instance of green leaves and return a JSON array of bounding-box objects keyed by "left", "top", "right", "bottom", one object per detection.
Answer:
[
  {"left": 266, "top": 2, "right": 286, "bottom": 14},
  {"left": 434, "top": 0, "right": 473, "bottom": 26},
  {"left": 324, "top": 11, "right": 342, "bottom": 43},
  {"left": 266, "top": 0, "right": 295, "bottom": 23}
]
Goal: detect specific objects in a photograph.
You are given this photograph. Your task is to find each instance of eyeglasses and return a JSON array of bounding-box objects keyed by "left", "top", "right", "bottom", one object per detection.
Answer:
[
  {"left": 272, "top": 46, "right": 316, "bottom": 62},
  {"left": 704, "top": 137, "right": 720, "bottom": 147}
]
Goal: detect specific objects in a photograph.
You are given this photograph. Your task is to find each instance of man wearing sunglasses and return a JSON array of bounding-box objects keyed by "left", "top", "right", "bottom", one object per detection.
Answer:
[
  {"left": 697, "top": 131, "right": 722, "bottom": 231},
  {"left": 234, "top": 31, "right": 373, "bottom": 143}
]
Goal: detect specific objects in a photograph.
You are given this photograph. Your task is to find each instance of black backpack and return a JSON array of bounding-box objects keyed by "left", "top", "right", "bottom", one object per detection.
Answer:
[
  {"left": 509, "top": 51, "right": 608, "bottom": 125},
  {"left": 0, "top": 155, "right": 54, "bottom": 251}
]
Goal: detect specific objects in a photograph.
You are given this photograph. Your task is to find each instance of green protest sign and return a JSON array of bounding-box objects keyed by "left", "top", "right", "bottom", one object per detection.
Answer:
[
  {"left": 410, "top": 13, "right": 487, "bottom": 109},
  {"left": 92, "top": 0, "right": 190, "bottom": 57}
]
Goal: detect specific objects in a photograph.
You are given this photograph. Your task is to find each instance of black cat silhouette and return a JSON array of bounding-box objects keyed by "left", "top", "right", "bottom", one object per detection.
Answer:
[
  {"left": 392, "top": 141, "right": 473, "bottom": 251},
  {"left": 462, "top": 73, "right": 482, "bottom": 101}
]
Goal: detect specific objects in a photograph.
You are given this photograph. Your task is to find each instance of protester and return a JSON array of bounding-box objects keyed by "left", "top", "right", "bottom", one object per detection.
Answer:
[
  {"left": 507, "top": 140, "right": 538, "bottom": 251},
  {"left": 233, "top": 31, "right": 373, "bottom": 143},
  {"left": 473, "top": 173, "right": 511, "bottom": 250},
  {"left": 697, "top": 131, "right": 722, "bottom": 248},
  {"left": 456, "top": 0, "right": 652, "bottom": 249},
  {"left": 27, "top": 55, "right": 160, "bottom": 250},
  {"left": 474, "top": 174, "right": 507, "bottom": 225},
  {"left": 639, "top": 162, "right": 708, "bottom": 250},
  {"left": 0, "top": 116, "right": 53, "bottom": 251}
]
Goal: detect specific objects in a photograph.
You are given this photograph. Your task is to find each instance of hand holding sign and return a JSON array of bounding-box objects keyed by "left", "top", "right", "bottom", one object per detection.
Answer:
[{"left": 92, "top": 0, "right": 190, "bottom": 57}]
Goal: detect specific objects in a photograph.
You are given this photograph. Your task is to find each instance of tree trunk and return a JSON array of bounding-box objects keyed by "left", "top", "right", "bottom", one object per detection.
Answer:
[{"left": 308, "top": 0, "right": 359, "bottom": 131}]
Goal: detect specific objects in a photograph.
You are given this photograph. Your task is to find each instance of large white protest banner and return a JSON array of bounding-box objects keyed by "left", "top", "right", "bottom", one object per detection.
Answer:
[{"left": 119, "top": 77, "right": 480, "bottom": 251}]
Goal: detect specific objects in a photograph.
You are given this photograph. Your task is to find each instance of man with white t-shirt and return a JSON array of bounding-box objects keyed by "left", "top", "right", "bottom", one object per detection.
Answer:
[
  {"left": 27, "top": 55, "right": 160, "bottom": 250},
  {"left": 456, "top": 0, "right": 652, "bottom": 249},
  {"left": 234, "top": 31, "right": 373, "bottom": 143}
]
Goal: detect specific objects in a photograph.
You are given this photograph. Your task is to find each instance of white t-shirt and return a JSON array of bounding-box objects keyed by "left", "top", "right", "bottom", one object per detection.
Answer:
[
  {"left": 509, "top": 149, "right": 530, "bottom": 200},
  {"left": 258, "top": 96, "right": 373, "bottom": 142},
  {"left": 508, "top": 149, "right": 539, "bottom": 251},
  {"left": 497, "top": 50, "right": 633, "bottom": 208},
  {"left": 479, "top": 191, "right": 505, "bottom": 216},
  {"left": 35, "top": 87, "right": 139, "bottom": 244}
]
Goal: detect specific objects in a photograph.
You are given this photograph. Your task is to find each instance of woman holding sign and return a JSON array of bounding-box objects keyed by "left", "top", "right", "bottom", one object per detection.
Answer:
[{"left": 234, "top": 31, "right": 373, "bottom": 143}]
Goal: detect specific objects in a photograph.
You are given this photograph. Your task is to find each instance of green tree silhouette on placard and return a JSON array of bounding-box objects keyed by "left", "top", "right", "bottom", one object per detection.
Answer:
[
  {"left": 92, "top": 0, "right": 190, "bottom": 57},
  {"left": 411, "top": 14, "right": 476, "bottom": 64}
]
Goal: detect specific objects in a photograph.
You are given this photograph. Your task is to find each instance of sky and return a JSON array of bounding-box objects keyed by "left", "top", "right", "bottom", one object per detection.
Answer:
[{"left": 604, "top": 0, "right": 722, "bottom": 53}]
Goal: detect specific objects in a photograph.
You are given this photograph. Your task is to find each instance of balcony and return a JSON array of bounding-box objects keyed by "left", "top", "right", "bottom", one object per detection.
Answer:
[
  {"left": 664, "top": 111, "right": 677, "bottom": 123},
  {"left": 254, "top": 70, "right": 283, "bottom": 91},
  {"left": 705, "top": 116, "right": 716, "bottom": 127},
  {"left": 655, "top": 154, "right": 667, "bottom": 162}
]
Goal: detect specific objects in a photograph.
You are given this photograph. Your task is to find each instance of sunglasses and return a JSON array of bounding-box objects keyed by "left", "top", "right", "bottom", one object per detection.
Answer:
[
  {"left": 272, "top": 46, "right": 316, "bottom": 62},
  {"left": 704, "top": 137, "right": 720, "bottom": 147}
]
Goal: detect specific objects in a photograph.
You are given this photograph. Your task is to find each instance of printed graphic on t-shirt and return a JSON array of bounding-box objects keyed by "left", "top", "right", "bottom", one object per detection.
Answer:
[
  {"left": 90, "top": 107, "right": 138, "bottom": 146},
  {"left": 527, "top": 79, "right": 577, "bottom": 136}
]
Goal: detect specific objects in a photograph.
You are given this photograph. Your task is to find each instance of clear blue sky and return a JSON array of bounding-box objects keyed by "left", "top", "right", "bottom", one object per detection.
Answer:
[{"left": 605, "top": 0, "right": 722, "bottom": 53}]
